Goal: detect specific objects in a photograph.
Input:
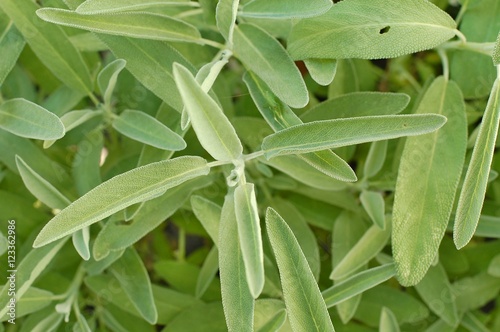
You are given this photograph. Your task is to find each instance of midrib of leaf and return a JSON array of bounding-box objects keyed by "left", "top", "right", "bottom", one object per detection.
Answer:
[
  {"left": 242, "top": 186, "right": 259, "bottom": 260},
  {"left": 235, "top": 27, "right": 275, "bottom": 74},
  {"left": 7, "top": 4, "right": 91, "bottom": 95},
  {"left": 116, "top": 117, "right": 163, "bottom": 137},
  {"left": 236, "top": 243, "right": 248, "bottom": 327}
]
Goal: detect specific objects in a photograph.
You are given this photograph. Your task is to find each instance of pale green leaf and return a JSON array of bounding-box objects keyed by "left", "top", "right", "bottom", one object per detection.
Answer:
[
  {"left": 0, "top": 287, "right": 53, "bottom": 322},
  {"left": 216, "top": 0, "right": 239, "bottom": 42},
  {"left": 487, "top": 254, "right": 500, "bottom": 277},
  {"left": 240, "top": 0, "right": 331, "bottom": 19},
  {"left": 195, "top": 246, "right": 219, "bottom": 298},
  {"left": 233, "top": 23, "right": 308, "bottom": 108},
  {"left": 414, "top": 263, "right": 459, "bottom": 327},
  {"left": 112, "top": 110, "right": 186, "bottom": 150},
  {"left": 0, "top": 15, "right": 24, "bottom": 86},
  {"left": 360, "top": 190, "right": 385, "bottom": 229},
  {"left": 393, "top": 77, "right": 467, "bottom": 284},
  {"left": 98, "top": 59, "right": 126, "bottom": 106},
  {"left": 288, "top": 0, "right": 456, "bottom": 60},
  {"left": 303, "top": 59, "right": 337, "bottom": 86},
  {"left": 219, "top": 192, "right": 254, "bottom": 332},
  {"left": 0, "top": 98, "right": 64, "bottom": 140},
  {"left": 173, "top": 63, "right": 242, "bottom": 161},
  {"left": 493, "top": 33, "right": 500, "bottom": 65},
  {"left": 425, "top": 319, "right": 456, "bottom": 332},
  {"left": 72, "top": 129, "right": 103, "bottom": 196},
  {"left": 99, "top": 36, "right": 195, "bottom": 111},
  {"left": 331, "top": 221, "right": 391, "bottom": 280},
  {"left": 72, "top": 227, "right": 90, "bottom": 260},
  {"left": 191, "top": 195, "right": 222, "bottom": 246},
  {"left": 461, "top": 312, "right": 490, "bottom": 332},
  {"left": 0, "top": 232, "right": 6, "bottom": 256},
  {"left": 69, "top": 32, "right": 107, "bottom": 52},
  {"left": 234, "top": 183, "right": 264, "bottom": 298},
  {"left": 15, "top": 155, "right": 71, "bottom": 210},
  {"left": 322, "top": 264, "right": 396, "bottom": 308},
  {"left": 33, "top": 156, "right": 209, "bottom": 248},
  {"left": 37, "top": 9, "right": 202, "bottom": 43},
  {"left": 73, "top": 312, "right": 92, "bottom": 332},
  {"left": 364, "top": 140, "right": 388, "bottom": 179},
  {"left": 300, "top": 92, "right": 410, "bottom": 122},
  {"left": 243, "top": 72, "right": 356, "bottom": 182},
  {"left": 453, "top": 272, "right": 500, "bottom": 312},
  {"left": 254, "top": 300, "right": 287, "bottom": 332},
  {"left": 454, "top": 74, "right": 500, "bottom": 249},
  {"left": 379, "top": 307, "right": 400, "bottom": 332},
  {"left": 92, "top": 176, "right": 211, "bottom": 260},
  {"left": 263, "top": 114, "right": 447, "bottom": 159},
  {"left": 0, "top": 238, "right": 67, "bottom": 319},
  {"left": 0, "top": 0, "right": 93, "bottom": 94},
  {"left": 60, "top": 109, "right": 101, "bottom": 133},
  {"left": 76, "top": 0, "right": 195, "bottom": 14},
  {"left": 109, "top": 247, "right": 158, "bottom": 324},
  {"left": 266, "top": 208, "right": 335, "bottom": 332}
]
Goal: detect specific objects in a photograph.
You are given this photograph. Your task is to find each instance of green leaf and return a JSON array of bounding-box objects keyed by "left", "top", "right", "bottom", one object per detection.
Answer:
[
  {"left": 243, "top": 72, "right": 356, "bottom": 182},
  {"left": 331, "top": 221, "right": 391, "bottom": 280},
  {"left": 162, "top": 302, "right": 227, "bottom": 332},
  {"left": 0, "top": 238, "right": 67, "bottom": 319},
  {"left": 360, "top": 190, "right": 385, "bottom": 229},
  {"left": 393, "top": 77, "right": 467, "bottom": 284},
  {"left": 76, "top": 0, "right": 195, "bottom": 14},
  {"left": 191, "top": 195, "right": 222, "bottom": 246},
  {"left": 233, "top": 23, "right": 308, "bottom": 108},
  {"left": 216, "top": 0, "right": 239, "bottom": 42},
  {"left": 15, "top": 155, "right": 71, "bottom": 210},
  {"left": 33, "top": 156, "right": 209, "bottom": 248},
  {"left": 196, "top": 246, "right": 219, "bottom": 298},
  {"left": 322, "top": 264, "right": 396, "bottom": 308},
  {"left": 453, "top": 272, "right": 500, "bottom": 312},
  {"left": 300, "top": 92, "right": 410, "bottom": 122},
  {"left": 44, "top": 109, "right": 101, "bottom": 148},
  {"left": 454, "top": 74, "right": 500, "bottom": 249},
  {"left": 0, "top": 98, "right": 64, "bottom": 140},
  {"left": 109, "top": 247, "right": 157, "bottom": 324},
  {"left": 364, "top": 140, "right": 388, "bottom": 179},
  {"left": 0, "top": 287, "right": 53, "bottom": 322},
  {"left": 414, "top": 263, "right": 459, "bottom": 327},
  {"left": 72, "top": 129, "right": 103, "bottom": 196},
  {"left": 461, "top": 312, "right": 490, "bottom": 332},
  {"left": 266, "top": 208, "right": 335, "bottom": 332},
  {"left": 0, "top": 0, "right": 93, "bottom": 95},
  {"left": 173, "top": 63, "right": 242, "bottom": 161},
  {"left": 98, "top": 59, "right": 126, "bottom": 106},
  {"left": 303, "top": 59, "right": 337, "bottom": 86},
  {"left": 487, "top": 254, "right": 500, "bottom": 277},
  {"left": 379, "top": 307, "right": 400, "bottom": 332},
  {"left": 239, "top": 0, "right": 331, "bottom": 19},
  {"left": 288, "top": 0, "right": 456, "bottom": 60},
  {"left": 36, "top": 9, "right": 202, "bottom": 43},
  {"left": 73, "top": 312, "right": 92, "bottom": 332},
  {"left": 493, "top": 33, "right": 500, "bottom": 65},
  {"left": 72, "top": 227, "right": 90, "bottom": 261},
  {"left": 234, "top": 183, "right": 264, "bottom": 298},
  {"left": 112, "top": 110, "right": 186, "bottom": 150},
  {"left": 219, "top": 192, "right": 254, "bottom": 332},
  {"left": 99, "top": 36, "right": 195, "bottom": 111},
  {"left": 0, "top": 14, "right": 24, "bottom": 86},
  {"left": 254, "top": 300, "right": 287, "bottom": 332},
  {"left": 262, "top": 114, "right": 447, "bottom": 159}
]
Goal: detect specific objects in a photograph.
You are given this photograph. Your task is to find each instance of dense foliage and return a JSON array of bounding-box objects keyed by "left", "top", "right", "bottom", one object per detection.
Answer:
[{"left": 1, "top": 0, "right": 500, "bottom": 331}]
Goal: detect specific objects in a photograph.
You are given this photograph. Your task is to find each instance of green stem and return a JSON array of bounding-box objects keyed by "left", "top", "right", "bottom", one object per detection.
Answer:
[
  {"left": 455, "top": 0, "right": 469, "bottom": 26},
  {"left": 177, "top": 227, "right": 186, "bottom": 262},
  {"left": 88, "top": 92, "right": 100, "bottom": 107},
  {"left": 437, "top": 48, "right": 450, "bottom": 81},
  {"left": 440, "top": 41, "right": 494, "bottom": 57},
  {"left": 243, "top": 150, "right": 265, "bottom": 161},
  {"left": 200, "top": 38, "right": 226, "bottom": 50}
]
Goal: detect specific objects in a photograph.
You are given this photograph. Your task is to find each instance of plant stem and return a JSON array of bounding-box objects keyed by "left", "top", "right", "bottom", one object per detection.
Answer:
[
  {"left": 437, "top": 48, "right": 450, "bottom": 81},
  {"left": 201, "top": 38, "right": 226, "bottom": 50}
]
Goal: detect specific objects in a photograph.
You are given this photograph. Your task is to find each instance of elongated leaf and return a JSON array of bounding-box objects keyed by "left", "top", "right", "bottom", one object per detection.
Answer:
[
  {"left": 303, "top": 59, "right": 337, "bottom": 86},
  {"left": 331, "top": 222, "right": 391, "bottom": 280},
  {"left": 98, "top": 59, "right": 126, "bottom": 106},
  {"left": 263, "top": 114, "right": 447, "bottom": 159},
  {"left": 234, "top": 183, "right": 264, "bottom": 298},
  {"left": 76, "top": 0, "right": 195, "bottom": 14},
  {"left": 195, "top": 246, "right": 219, "bottom": 298},
  {"left": 0, "top": 287, "right": 53, "bottom": 322},
  {"left": 73, "top": 312, "right": 92, "bottom": 332},
  {"left": 414, "top": 263, "right": 459, "bottom": 327},
  {"left": 454, "top": 74, "right": 500, "bottom": 249},
  {"left": 301, "top": 92, "right": 410, "bottom": 122},
  {"left": 216, "top": 0, "right": 239, "bottom": 42},
  {"left": 453, "top": 272, "right": 500, "bottom": 313},
  {"left": 266, "top": 208, "right": 334, "bottom": 331},
  {"left": 0, "top": 0, "right": 92, "bottom": 94},
  {"left": 0, "top": 238, "right": 67, "bottom": 319},
  {"left": 364, "top": 140, "right": 388, "bottom": 179},
  {"left": 16, "top": 156, "right": 71, "bottom": 210},
  {"left": 219, "top": 193, "right": 254, "bottom": 332},
  {"left": 0, "top": 15, "right": 24, "bottom": 86},
  {"left": 240, "top": 0, "right": 331, "bottom": 19},
  {"left": 360, "top": 190, "right": 385, "bottom": 229},
  {"left": 488, "top": 254, "right": 500, "bottom": 277},
  {"left": 243, "top": 72, "right": 356, "bottom": 182},
  {"left": 233, "top": 24, "right": 308, "bottom": 108},
  {"left": 393, "top": 77, "right": 467, "bottom": 284},
  {"left": 288, "top": 0, "right": 456, "bottom": 59},
  {"left": 34, "top": 156, "right": 209, "bottom": 248},
  {"left": 37, "top": 9, "right": 202, "bottom": 43},
  {"left": 173, "top": 63, "right": 242, "bottom": 161},
  {"left": 191, "top": 195, "right": 222, "bottom": 246},
  {"left": 461, "top": 312, "right": 490, "bottom": 332},
  {"left": 322, "top": 264, "right": 396, "bottom": 308},
  {"left": 112, "top": 110, "right": 186, "bottom": 150},
  {"left": 380, "top": 307, "right": 400, "bottom": 332},
  {"left": 493, "top": 33, "right": 500, "bottom": 65},
  {"left": 109, "top": 247, "right": 157, "bottom": 324},
  {"left": 72, "top": 227, "right": 90, "bottom": 260},
  {"left": 0, "top": 98, "right": 64, "bottom": 140}
]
